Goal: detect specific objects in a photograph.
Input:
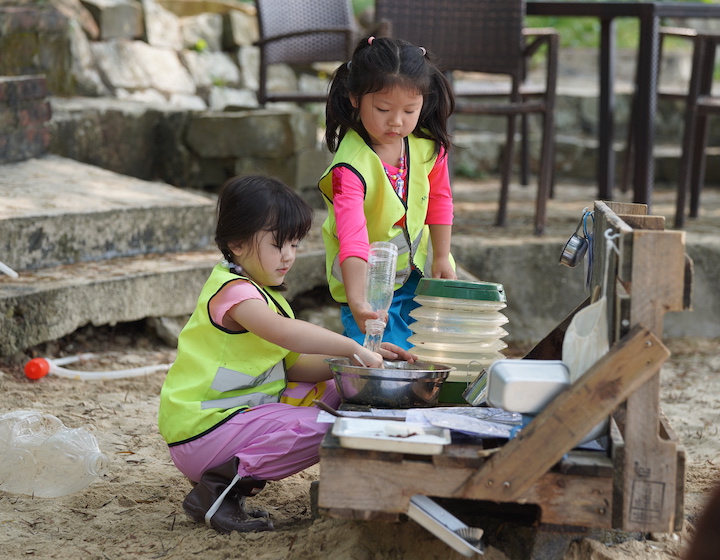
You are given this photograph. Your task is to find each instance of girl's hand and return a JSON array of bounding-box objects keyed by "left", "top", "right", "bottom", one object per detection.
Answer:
[
  {"left": 349, "top": 301, "right": 383, "bottom": 334},
  {"left": 378, "top": 343, "right": 417, "bottom": 364},
  {"left": 431, "top": 257, "right": 457, "bottom": 280},
  {"left": 352, "top": 347, "right": 384, "bottom": 368}
]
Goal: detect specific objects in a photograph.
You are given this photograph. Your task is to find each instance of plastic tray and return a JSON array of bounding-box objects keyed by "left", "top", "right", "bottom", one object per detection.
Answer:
[{"left": 331, "top": 418, "right": 451, "bottom": 455}]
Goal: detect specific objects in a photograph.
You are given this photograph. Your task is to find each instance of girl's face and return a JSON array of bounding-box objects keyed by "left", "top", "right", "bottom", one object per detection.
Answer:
[
  {"left": 351, "top": 86, "right": 423, "bottom": 150},
  {"left": 230, "top": 230, "right": 299, "bottom": 287}
]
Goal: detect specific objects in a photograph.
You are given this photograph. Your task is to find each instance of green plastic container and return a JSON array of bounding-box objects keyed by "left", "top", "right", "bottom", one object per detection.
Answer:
[{"left": 409, "top": 279, "right": 509, "bottom": 404}]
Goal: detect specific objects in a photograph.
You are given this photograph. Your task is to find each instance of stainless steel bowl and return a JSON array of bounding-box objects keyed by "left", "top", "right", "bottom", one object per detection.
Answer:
[{"left": 326, "top": 358, "right": 455, "bottom": 408}]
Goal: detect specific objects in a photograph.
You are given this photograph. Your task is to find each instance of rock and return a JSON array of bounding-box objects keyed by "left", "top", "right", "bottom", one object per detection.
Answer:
[
  {"left": 142, "top": 0, "right": 182, "bottom": 50},
  {"left": 180, "top": 11, "right": 223, "bottom": 51},
  {"left": 181, "top": 50, "right": 241, "bottom": 89},
  {"left": 80, "top": 0, "right": 143, "bottom": 40}
]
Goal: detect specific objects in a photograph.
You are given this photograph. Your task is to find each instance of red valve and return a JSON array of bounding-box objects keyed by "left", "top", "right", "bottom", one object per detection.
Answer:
[{"left": 24, "top": 358, "right": 51, "bottom": 380}]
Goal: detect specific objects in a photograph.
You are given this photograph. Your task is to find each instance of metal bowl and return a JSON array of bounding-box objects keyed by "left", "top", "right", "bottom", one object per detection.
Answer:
[{"left": 326, "top": 358, "right": 455, "bottom": 408}]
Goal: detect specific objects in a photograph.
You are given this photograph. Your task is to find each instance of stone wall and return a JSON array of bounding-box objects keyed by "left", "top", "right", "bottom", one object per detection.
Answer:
[
  {"left": 0, "top": 0, "right": 334, "bottom": 195},
  {"left": 0, "top": 75, "right": 51, "bottom": 164}
]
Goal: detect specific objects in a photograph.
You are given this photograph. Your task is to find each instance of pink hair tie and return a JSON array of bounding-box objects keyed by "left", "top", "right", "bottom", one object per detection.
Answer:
[
  {"left": 420, "top": 47, "right": 426, "bottom": 56},
  {"left": 368, "top": 36, "right": 375, "bottom": 45}
]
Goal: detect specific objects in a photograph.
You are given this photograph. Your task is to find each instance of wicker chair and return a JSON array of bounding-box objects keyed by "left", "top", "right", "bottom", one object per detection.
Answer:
[
  {"left": 375, "top": 0, "right": 558, "bottom": 235},
  {"left": 622, "top": 27, "right": 720, "bottom": 228},
  {"left": 254, "top": 0, "right": 356, "bottom": 106}
]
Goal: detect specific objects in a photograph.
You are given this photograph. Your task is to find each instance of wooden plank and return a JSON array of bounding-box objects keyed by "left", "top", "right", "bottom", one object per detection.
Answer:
[
  {"left": 450, "top": 325, "right": 669, "bottom": 503},
  {"left": 660, "top": 411, "right": 687, "bottom": 532},
  {"left": 318, "top": 454, "right": 613, "bottom": 528},
  {"left": 618, "top": 214, "right": 665, "bottom": 231},
  {"left": 603, "top": 201, "right": 648, "bottom": 217},
  {"left": 620, "top": 229, "right": 687, "bottom": 532},
  {"left": 609, "top": 417, "right": 627, "bottom": 527},
  {"left": 592, "top": 203, "right": 628, "bottom": 344}
]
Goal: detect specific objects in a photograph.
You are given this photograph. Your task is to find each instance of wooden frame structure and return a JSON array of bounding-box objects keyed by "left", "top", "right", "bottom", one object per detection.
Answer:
[{"left": 318, "top": 201, "right": 692, "bottom": 534}]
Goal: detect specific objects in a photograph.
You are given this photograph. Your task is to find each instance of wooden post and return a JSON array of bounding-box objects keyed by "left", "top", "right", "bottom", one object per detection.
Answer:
[{"left": 596, "top": 201, "right": 689, "bottom": 532}]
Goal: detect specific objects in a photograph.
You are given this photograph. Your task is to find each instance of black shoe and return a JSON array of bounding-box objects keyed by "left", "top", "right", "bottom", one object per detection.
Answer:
[{"left": 182, "top": 458, "right": 274, "bottom": 534}]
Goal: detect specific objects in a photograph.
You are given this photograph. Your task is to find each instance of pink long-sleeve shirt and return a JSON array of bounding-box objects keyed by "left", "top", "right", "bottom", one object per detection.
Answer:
[{"left": 331, "top": 146, "right": 454, "bottom": 264}]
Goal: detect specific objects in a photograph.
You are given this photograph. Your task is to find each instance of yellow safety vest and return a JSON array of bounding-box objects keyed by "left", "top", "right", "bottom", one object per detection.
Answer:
[
  {"left": 319, "top": 130, "right": 447, "bottom": 303},
  {"left": 158, "top": 264, "right": 299, "bottom": 445}
]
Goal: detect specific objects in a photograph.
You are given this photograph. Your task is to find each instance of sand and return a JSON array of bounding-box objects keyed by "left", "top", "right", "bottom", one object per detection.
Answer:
[{"left": 0, "top": 325, "right": 718, "bottom": 560}]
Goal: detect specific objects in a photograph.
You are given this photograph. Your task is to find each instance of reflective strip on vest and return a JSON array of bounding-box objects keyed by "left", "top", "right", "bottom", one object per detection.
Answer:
[{"left": 201, "top": 361, "right": 285, "bottom": 410}]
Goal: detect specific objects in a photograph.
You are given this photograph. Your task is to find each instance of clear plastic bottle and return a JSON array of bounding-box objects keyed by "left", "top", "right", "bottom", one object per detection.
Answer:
[
  {"left": 0, "top": 410, "right": 108, "bottom": 498},
  {"left": 363, "top": 242, "right": 398, "bottom": 353}
]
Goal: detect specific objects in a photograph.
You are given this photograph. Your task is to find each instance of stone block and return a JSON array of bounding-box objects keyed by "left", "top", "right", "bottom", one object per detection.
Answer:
[
  {"left": 0, "top": 252, "right": 217, "bottom": 358},
  {"left": 0, "top": 76, "right": 51, "bottom": 164},
  {"left": 48, "top": 97, "right": 163, "bottom": 180},
  {"left": 0, "top": 155, "right": 215, "bottom": 271},
  {"left": 207, "top": 86, "right": 257, "bottom": 111},
  {"left": 186, "top": 109, "right": 316, "bottom": 159},
  {"left": 230, "top": 146, "right": 329, "bottom": 205},
  {"left": 182, "top": 50, "right": 241, "bottom": 89},
  {"left": 67, "top": 20, "right": 111, "bottom": 97},
  {"left": 180, "top": 11, "right": 223, "bottom": 51},
  {"left": 223, "top": 8, "right": 258, "bottom": 48},
  {"left": 0, "top": 126, "right": 50, "bottom": 164},
  {"left": 167, "top": 92, "right": 206, "bottom": 110},
  {"left": 80, "top": 0, "right": 143, "bottom": 40},
  {"left": 236, "top": 45, "right": 259, "bottom": 91},
  {"left": 142, "top": 0, "right": 182, "bottom": 50},
  {"left": 153, "top": 109, "right": 204, "bottom": 188},
  {"left": 0, "top": 7, "right": 75, "bottom": 95},
  {"left": 91, "top": 39, "right": 196, "bottom": 95}
]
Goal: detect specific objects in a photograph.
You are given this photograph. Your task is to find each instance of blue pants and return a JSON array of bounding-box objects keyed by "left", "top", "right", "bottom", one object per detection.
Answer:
[{"left": 340, "top": 270, "right": 421, "bottom": 350}]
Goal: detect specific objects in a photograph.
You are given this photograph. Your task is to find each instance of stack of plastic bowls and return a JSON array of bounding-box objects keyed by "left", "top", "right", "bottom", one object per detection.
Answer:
[{"left": 407, "top": 278, "right": 509, "bottom": 403}]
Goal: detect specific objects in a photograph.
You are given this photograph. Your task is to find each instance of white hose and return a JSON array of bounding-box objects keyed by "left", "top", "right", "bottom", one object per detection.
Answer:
[
  {"left": 48, "top": 361, "right": 170, "bottom": 380},
  {"left": 25, "top": 353, "right": 171, "bottom": 380},
  {"left": 0, "top": 261, "right": 19, "bottom": 278}
]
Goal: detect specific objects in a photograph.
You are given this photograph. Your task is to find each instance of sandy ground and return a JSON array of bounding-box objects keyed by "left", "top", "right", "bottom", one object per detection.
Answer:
[{"left": 0, "top": 323, "right": 718, "bottom": 560}]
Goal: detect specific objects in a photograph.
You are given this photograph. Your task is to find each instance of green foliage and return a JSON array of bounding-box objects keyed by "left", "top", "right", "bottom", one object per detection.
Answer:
[
  {"left": 352, "top": 0, "right": 374, "bottom": 16},
  {"left": 526, "top": 16, "right": 642, "bottom": 49},
  {"left": 192, "top": 38, "right": 208, "bottom": 52},
  {"left": 524, "top": 0, "right": 714, "bottom": 49}
]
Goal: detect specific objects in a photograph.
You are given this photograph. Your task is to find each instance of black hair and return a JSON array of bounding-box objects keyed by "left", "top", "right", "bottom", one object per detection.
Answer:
[
  {"left": 215, "top": 175, "right": 313, "bottom": 288},
  {"left": 324, "top": 36, "right": 455, "bottom": 158}
]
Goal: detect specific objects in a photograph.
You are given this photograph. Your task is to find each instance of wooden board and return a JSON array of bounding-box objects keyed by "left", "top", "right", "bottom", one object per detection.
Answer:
[
  {"left": 318, "top": 446, "right": 614, "bottom": 527},
  {"left": 620, "top": 229, "right": 688, "bottom": 532},
  {"left": 594, "top": 201, "right": 688, "bottom": 532}
]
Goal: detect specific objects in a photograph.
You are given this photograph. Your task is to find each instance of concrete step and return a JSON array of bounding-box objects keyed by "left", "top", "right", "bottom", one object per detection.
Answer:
[
  {"left": 0, "top": 155, "right": 333, "bottom": 357},
  {"left": 0, "top": 155, "right": 216, "bottom": 272},
  {"left": 0, "top": 246, "right": 329, "bottom": 358}
]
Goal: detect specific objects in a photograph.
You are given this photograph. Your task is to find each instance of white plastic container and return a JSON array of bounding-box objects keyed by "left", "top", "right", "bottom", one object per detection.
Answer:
[
  {"left": 485, "top": 360, "right": 608, "bottom": 443},
  {"left": 408, "top": 278, "right": 509, "bottom": 403},
  {"left": 0, "top": 410, "right": 108, "bottom": 498},
  {"left": 332, "top": 418, "right": 451, "bottom": 455},
  {"left": 486, "top": 360, "right": 570, "bottom": 414}
]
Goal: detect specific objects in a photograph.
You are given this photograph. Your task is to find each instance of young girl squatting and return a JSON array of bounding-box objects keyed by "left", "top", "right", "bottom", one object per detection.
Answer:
[{"left": 158, "top": 175, "right": 414, "bottom": 534}]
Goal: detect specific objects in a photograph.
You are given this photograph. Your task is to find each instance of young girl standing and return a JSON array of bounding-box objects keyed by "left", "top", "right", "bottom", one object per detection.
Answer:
[
  {"left": 158, "top": 175, "right": 414, "bottom": 534},
  {"left": 320, "top": 36, "right": 458, "bottom": 350}
]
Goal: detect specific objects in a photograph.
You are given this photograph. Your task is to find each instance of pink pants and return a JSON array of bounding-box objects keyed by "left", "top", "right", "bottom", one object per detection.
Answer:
[{"left": 169, "top": 381, "right": 340, "bottom": 483}]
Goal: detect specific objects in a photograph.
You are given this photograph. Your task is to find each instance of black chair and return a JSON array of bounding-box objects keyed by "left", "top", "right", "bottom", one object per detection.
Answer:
[
  {"left": 375, "top": 0, "right": 559, "bottom": 235},
  {"left": 254, "top": 0, "right": 356, "bottom": 106},
  {"left": 622, "top": 27, "right": 720, "bottom": 228}
]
